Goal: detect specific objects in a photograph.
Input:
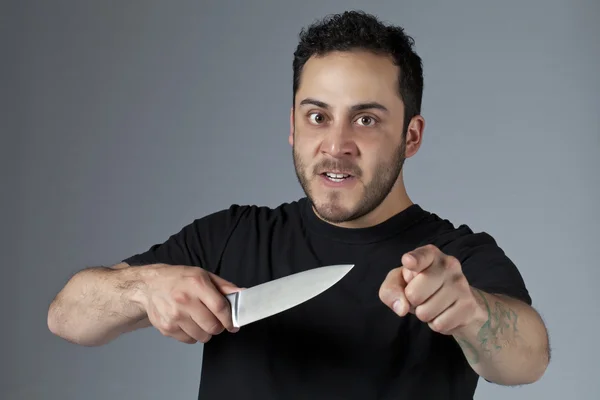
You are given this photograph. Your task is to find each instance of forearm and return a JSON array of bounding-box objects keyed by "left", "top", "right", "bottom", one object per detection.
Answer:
[
  {"left": 47, "top": 265, "right": 152, "bottom": 346},
  {"left": 452, "top": 288, "right": 550, "bottom": 385}
]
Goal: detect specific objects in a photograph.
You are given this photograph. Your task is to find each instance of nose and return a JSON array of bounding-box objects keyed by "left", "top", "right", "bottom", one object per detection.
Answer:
[{"left": 319, "top": 123, "right": 358, "bottom": 158}]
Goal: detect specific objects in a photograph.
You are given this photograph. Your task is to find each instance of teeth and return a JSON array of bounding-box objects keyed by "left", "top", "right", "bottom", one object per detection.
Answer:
[{"left": 325, "top": 172, "right": 349, "bottom": 179}]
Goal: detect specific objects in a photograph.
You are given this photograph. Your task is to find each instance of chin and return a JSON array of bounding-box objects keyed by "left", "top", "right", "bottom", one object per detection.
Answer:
[
  {"left": 311, "top": 194, "right": 361, "bottom": 224},
  {"left": 315, "top": 205, "right": 349, "bottom": 223}
]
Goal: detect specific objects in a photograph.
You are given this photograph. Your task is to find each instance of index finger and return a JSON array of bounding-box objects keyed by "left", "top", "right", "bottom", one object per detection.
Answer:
[
  {"left": 402, "top": 244, "right": 439, "bottom": 273},
  {"left": 196, "top": 274, "right": 238, "bottom": 332}
]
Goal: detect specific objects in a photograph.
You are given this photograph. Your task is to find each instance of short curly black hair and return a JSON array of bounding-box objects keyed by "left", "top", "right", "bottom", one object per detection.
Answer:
[{"left": 292, "top": 10, "right": 424, "bottom": 124}]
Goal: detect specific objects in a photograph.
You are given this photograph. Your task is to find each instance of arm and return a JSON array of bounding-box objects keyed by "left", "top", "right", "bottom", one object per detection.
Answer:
[
  {"left": 48, "top": 206, "right": 251, "bottom": 346},
  {"left": 47, "top": 262, "right": 153, "bottom": 347},
  {"left": 452, "top": 288, "right": 550, "bottom": 385},
  {"left": 379, "top": 244, "right": 550, "bottom": 386},
  {"left": 47, "top": 261, "right": 242, "bottom": 346}
]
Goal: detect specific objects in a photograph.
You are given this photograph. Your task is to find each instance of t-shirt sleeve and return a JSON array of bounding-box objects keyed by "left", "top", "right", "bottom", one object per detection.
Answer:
[
  {"left": 121, "top": 204, "right": 248, "bottom": 274},
  {"left": 440, "top": 226, "right": 532, "bottom": 306}
]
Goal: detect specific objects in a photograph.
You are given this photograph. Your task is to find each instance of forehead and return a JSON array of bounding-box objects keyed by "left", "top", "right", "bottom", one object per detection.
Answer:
[{"left": 296, "top": 50, "right": 403, "bottom": 109}]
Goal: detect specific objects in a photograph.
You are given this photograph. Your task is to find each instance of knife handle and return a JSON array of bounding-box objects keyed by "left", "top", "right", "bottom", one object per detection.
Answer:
[{"left": 225, "top": 292, "right": 240, "bottom": 328}]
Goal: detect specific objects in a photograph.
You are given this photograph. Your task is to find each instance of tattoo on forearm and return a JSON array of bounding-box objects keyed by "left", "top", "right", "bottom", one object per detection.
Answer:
[
  {"left": 474, "top": 289, "right": 519, "bottom": 356},
  {"left": 456, "top": 289, "right": 520, "bottom": 365}
]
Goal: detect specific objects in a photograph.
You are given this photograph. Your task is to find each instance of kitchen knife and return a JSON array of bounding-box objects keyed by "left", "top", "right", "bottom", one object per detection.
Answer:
[{"left": 225, "top": 264, "right": 354, "bottom": 328}]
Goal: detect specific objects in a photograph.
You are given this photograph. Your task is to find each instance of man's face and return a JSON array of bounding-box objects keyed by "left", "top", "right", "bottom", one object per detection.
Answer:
[{"left": 290, "top": 50, "right": 411, "bottom": 225}]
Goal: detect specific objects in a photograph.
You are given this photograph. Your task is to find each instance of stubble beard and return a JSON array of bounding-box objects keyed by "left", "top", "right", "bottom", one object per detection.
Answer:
[{"left": 292, "top": 138, "right": 406, "bottom": 224}]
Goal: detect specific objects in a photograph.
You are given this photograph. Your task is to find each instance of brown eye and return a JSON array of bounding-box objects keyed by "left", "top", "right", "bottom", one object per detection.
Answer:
[
  {"left": 357, "top": 116, "right": 376, "bottom": 127},
  {"left": 308, "top": 113, "right": 326, "bottom": 124}
]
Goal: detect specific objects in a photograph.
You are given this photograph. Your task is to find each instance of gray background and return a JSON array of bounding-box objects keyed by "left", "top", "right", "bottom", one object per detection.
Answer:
[{"left": 2, "top": 0, "right": 599, "bottom": 399}]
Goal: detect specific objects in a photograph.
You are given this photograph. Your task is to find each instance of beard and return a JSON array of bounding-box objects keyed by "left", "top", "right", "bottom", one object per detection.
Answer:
[{"left": 293, "top": 137, "right": 406, "bottom": 224}]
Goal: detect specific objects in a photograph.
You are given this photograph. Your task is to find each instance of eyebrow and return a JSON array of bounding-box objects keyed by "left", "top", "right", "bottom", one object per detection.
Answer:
[{"left": 299, "top": 98, "right": 389, "bottom": 113}]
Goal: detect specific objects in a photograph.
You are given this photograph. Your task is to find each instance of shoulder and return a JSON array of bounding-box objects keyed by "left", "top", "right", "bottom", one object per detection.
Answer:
[
  {"left": 415, "top": 208, "right": 532, "bottom": 304},
  {"left": 411, "top": 209, "right": 501, "bottom": 257},
  {"left": 194, "top": 198, "right": 305, "bottom": 230}
]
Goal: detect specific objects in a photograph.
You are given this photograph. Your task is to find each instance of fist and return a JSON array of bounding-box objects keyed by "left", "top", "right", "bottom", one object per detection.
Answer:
[
  {"left": 378, "top": 244, "right": 479, "bottom": 335},
  {"left": 141, "top": 264, "right": 242, "bottom": 344}
]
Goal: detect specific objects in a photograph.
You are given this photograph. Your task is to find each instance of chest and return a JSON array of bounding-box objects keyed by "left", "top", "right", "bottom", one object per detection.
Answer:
[{"left": 216, "top": 228, "right": 429, "bottom": 355}]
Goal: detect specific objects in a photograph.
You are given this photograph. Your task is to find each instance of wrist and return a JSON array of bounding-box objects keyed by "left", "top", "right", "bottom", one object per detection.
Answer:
[
  {"left": 451, "top": 287, "right": 490, "bottom": 338},
  {"left": 117, "top": 265, "right": 158, "bottom": 315}
]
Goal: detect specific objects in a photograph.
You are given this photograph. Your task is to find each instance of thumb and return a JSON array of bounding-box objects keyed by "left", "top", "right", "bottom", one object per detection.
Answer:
[
  {"left": 379, "top": 267, "right": 411, "bottom": 317},
  {"left": 208, "top": 272, "right": 244, "bottom": 295}
]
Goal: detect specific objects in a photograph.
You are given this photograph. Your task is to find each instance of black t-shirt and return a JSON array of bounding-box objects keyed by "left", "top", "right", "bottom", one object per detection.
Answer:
[{"left": 123, "top": 198, "right": 532, "bottom": 400}]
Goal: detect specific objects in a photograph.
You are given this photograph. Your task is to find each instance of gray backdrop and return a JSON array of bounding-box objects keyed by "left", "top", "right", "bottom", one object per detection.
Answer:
[{"left": 2, "top": 0, "right": 599, "bottom": 399}]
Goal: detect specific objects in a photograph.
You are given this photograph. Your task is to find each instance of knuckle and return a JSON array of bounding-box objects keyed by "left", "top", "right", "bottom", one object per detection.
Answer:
[
  {"left": 455, "top": 274, "right": 469, "bottom": 289},
  {"left": 420, "top": 244, "right": 436, "bottom": 256},
  {"left": 188, "top": 276, "right": 203, "bottom": 289},
  {"left": 182, "top": 336, "right": 197, "bottom": 344},
  {"left": 200, "top": 334, "right": 213, "bottom": 343},
  {"left": 161, "top": 322, "right": 178, "bottom": 334},
  {"left": 172, "top": 290, "right": 190, "bottom": 304},
  {"left": 382, "top": 270, "right": 398, "bottom": 288},
  {"left": 170, "top": 309, "right": 184, "bottom": 321},
  {"left": 386, "top": 267, "right": 401, "bottom": 279},
  {"left": 382, "top": 269, "right": 403, "bottom": 287},
  {"left": 378, "top": 281, "right": 391, "bottom": 296},
  {"left": 212, "top": 296, "right": 230, "bottom": 314},
  {"left": 379, "top": 284, "right": 398, "bottom": 304},
  {"left": 415, "top": 306, "right": 430, "bottom": 322},
  {"left": 188, "top": 273, "right": 209, "bottom": 289},
  {"left": 206, "top": 322, "right": 224, "bottom": 335},
  {"left": 445, "top": 256, "right": 461, "bottom": 271},
  {"left": 404, "top": 287, "right": 418, "bottom": 305},
  {"left": 430, "top": 319, "right": 444, "bottom": 332}
]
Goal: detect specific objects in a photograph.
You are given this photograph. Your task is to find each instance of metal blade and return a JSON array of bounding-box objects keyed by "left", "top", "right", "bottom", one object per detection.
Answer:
[{"left": 225, "top": 264, "right": 354, "bottom": 328}]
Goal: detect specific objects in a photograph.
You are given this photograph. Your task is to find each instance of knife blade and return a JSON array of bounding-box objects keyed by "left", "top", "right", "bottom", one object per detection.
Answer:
[{"left": 225, "top": 264, "right": 354, "bottom": 328}]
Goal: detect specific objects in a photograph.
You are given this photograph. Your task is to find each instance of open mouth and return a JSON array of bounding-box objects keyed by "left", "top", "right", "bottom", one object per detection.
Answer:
[{"left": 321, "top": 172, "right": 352, "bottom": 183}]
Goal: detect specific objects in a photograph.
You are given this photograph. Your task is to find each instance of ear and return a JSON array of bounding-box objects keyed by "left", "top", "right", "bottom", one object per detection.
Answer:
[
  {"left": 404, "top": 115, "right": 425, "bottom": 158},
  {"left": 288, "top": 107, "right": 294, "bottom": 147}
]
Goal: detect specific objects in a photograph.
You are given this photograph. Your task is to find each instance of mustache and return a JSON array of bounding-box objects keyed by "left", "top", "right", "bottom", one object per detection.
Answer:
[{"left": 312, "top": 159, "right": 362, "bottom": 176}]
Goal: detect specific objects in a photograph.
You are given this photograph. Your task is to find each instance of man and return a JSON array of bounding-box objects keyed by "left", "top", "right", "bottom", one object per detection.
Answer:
[{"left": 47, "top": 10, "right": 550, "bottom": 399}]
